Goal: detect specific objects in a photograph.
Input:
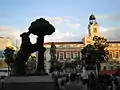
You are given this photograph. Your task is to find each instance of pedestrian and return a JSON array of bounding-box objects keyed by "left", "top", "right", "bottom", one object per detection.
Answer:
[
  {"left": 89, "top": 72, "right": 96, "bottom": 90},
  {"left": 66, "top": 73, "right": 84, "bottom": 90}
]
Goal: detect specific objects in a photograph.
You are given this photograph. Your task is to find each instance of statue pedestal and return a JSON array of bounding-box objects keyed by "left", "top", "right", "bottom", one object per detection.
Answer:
[
  {"left": 27, "top": 71, "right": 49, "bottom": 76},
  {"left": 2, "top": 76, "right": 54, "bottom": 90}
]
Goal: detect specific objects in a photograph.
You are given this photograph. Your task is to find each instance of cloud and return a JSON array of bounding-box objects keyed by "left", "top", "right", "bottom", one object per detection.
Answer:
[
  {"left": 48, "top": 17, "right": 67, "bottom": 24},
  {"left": 99, "top": 26, "right": 120, "bottom": 40},
  {"left": 99, "top": 27, "right": 110, "bottom": 32},
  {"left": 0, "top": 26, "right": 26, "bottom": 45},
  {"left": 2, "top": 25, "right": 120, "bottom": 45},
  {"left": 0, "top": 25, "right": 83, "bottom": 46},
  {"left": 25, "top": 16, "right": 82, "bottom": 30},
  {"left": 1, "top": 25, "right": 120, "bottom": 47},
  {"left": 45, "top": 29, "right": 82, "bottom": 42},
  {"left": 48, "top": 16, "right": 72, "bottom": 24},
  {"left": 0, "top": 16, "right": 83, "bottom": 45},
  {"left": 25, "top": 16, "right": 73, "bottom": 24},
  {"left": 69, "top": 23, "right": 81, "bottom": 29},
  {"left": 96, "top": 14, "right": 120, "bottom": 21},
  {"left": 24, "top": 16, "right": 83, "bottom": 42},
  {"left": 94, "top": 14, "right": 120, "bottom": 40},
  {"left": 0, "top": 26, "right": 22, "bottom": 39},
  {"left": 0, "top": 26, "right": 41, "bottom": 46}
]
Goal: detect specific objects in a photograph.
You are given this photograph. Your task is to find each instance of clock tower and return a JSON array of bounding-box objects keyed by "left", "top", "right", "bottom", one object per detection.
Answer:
[
  {"left": 82, "top": 14, "right": 100, "bottom": 45},
  {"left": 88, "top": 14, "right": 99, "bottom": 39}
]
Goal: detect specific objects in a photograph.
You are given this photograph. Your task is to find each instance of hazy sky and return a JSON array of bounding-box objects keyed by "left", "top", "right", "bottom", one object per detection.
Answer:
[{"left": 0, "top": 0, "right": 120, "bottom": 44}]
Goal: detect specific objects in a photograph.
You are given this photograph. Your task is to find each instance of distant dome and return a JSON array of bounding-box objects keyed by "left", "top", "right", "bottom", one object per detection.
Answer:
[{"left": 89, "top": 14, "right": 96, "bottom": 20}]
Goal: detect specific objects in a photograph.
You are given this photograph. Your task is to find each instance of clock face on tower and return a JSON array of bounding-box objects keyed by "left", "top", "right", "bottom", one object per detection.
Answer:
[{"left": 93, "top": 28, "right": 97, "bottom": 33}]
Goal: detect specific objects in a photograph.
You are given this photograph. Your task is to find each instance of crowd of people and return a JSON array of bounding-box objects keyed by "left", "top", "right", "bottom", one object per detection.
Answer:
[{"left": 51, "top": 69, "right": 120, "bottom": 90}]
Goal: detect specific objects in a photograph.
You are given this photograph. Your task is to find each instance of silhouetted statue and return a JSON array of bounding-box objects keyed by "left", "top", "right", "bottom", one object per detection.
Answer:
[
  {"left": 50, "top": 42, "right": 56, "bottom": 60},
  {"left": 28, "top": 18, "right": 55, "bottom": 73},
  {"left": 49, "top": 42, "right": 57, "bottom": 73},
  {"left": 14, "top": 32, "right": 39, "bottom": 76},
  {"left": 13, "top": 18, "right": 55, "bottom": 76}
]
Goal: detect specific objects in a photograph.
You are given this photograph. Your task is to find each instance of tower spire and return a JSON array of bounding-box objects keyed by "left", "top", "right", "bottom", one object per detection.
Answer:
[{"left": 89, "top": 14, "right": 97, "bottom": 24}]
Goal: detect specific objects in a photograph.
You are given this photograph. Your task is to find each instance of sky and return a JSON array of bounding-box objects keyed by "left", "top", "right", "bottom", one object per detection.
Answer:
[{"left": 0, "top": 0, "right": 120, "bottom": 45}]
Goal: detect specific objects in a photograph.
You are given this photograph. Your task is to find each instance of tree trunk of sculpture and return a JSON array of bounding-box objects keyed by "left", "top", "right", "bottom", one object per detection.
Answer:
[
  {"left": 37, "top": 36, "right": 45, "bottom": 73},
  {"left": 8, "top": 65, "right": 10, "bottom": 76}
]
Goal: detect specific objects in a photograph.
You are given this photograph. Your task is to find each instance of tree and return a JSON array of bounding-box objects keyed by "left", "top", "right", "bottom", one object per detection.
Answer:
[
  {"left": 93, "top": 36, "right": 109, "bottom": 62},
  {"left": 81, "top": 36, "right": 109, "bottom": 73},
  {"left": 4, "top": 47, "right": 15, "bottom": 75}
]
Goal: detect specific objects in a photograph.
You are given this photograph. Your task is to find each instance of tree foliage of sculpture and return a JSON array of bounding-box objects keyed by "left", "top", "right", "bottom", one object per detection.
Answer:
[
  {"left": 28, "top": 18, "right": 55, "bottom": 73},
  {"left": 28, "top": 18, "right": 55, "bottom": 36},
  {"left": 81, "top": 36, "right": 109, "bottom": 71}
]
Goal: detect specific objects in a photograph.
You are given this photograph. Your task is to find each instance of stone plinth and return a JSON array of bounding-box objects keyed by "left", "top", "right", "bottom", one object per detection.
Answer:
[{"left": 2, "top": 76, "right": 55, "bottom": 90}]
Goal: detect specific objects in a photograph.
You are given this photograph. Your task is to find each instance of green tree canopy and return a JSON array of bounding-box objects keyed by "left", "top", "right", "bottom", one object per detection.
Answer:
[
  {"left": 4, "top": 47, "right": 15, "bottom": 68},
  {"left": 81, "top": 36, "right": 109, "bottom": 67}
]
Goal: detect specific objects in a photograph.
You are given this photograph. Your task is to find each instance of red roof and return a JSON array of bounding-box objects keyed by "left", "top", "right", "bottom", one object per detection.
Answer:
[{"left": 100, "top": 69, "right": 117, "bottom": 75}]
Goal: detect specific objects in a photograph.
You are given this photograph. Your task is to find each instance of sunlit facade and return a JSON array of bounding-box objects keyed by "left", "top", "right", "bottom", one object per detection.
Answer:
[
  {"left": 44, "top": 41, "right": 120, "bottom": 62},
  {"left": 44, "top": 42, "right": 83, "bottom": 62}
]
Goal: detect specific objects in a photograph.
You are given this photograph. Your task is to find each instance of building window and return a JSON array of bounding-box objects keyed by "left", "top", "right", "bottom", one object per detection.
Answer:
[
  {"left": 117, "top": 66, "right": 120, "bottom": 68},
  {"left": 60, "top": 45, "right": 64, "bottom": 47},
  {"left": 64, "top": 52, "right": 66, "bottom": 59},
  {"left": 113, "top": 51, "right": 115, "bottom": 58},
  {"left": 73, "top": 44, "right": 77, "bottom": 47},
  {"left": 57, "top": 52, "right": 59, "bottom": 59},
  {"left": 73, "top": 52, "right": 78, "bottom": 61},
  {"left": 115, "top": 52, "right": 119, "bottom": 58},
  {"left": 66, "top": 52, "right": 71, "bottom": 60},
  {"left": 78, "top": 51, "right": 80, "bottom": 60},
  {"left": 103, "top": 66, "right": 106, "bottom": 70},
  {"left": 109, "top": 52, "right": 112, "bottom": 59},
  {"left": 111, "top": 66, "right": 113, "bottom": 70},
  {"left": 60, "top": 53, "right": 64, "bottom": 60},
  {"left": 112, "top": 44, "right": 115, "bottom": 46},
  {"left": 109, "top": 44, "right": 112, "bottom": 47},
  {"left": 114, "top": 44, "right": 118, "bottom": 46},
  {"left": 109, "top": 62, "right": 113, "bottom": 64},
  {"left": 66, "top": 45, "right": 70, "bottom": 47}
]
